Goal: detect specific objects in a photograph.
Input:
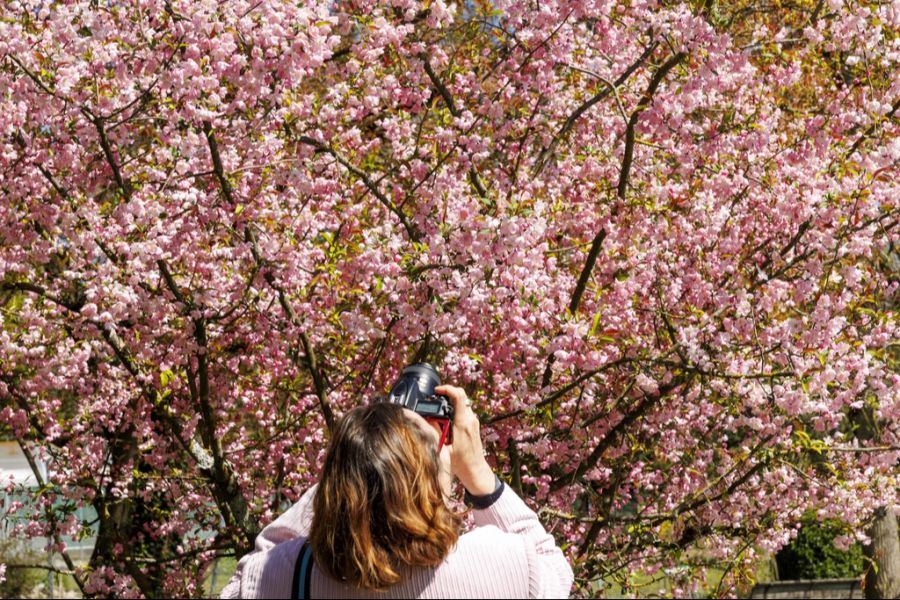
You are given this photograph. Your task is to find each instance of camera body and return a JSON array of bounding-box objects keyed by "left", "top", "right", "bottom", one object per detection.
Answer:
[{"left": 387, "top": 363, "right": 453, "bottom": 446}]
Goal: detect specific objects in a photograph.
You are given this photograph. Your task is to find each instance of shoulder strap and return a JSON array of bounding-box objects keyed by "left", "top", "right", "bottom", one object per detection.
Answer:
[{"left": 291, "top": 541, "right": 314, "bottom": 600}]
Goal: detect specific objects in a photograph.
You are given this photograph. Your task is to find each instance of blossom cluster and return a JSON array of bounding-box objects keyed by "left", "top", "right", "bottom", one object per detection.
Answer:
[{"left": 0, "top": 0, "right": 898, "bottom": 596}]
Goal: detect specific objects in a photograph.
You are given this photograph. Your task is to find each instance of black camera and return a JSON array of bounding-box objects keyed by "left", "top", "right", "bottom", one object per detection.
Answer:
[{"left": 387, "top": 363, "right": 453, "bottom": 446}]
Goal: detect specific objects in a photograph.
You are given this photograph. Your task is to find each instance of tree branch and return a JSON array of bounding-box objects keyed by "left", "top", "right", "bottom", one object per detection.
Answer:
[
  {"left": 156, "top": 259, "right": 190, "bottom": 306},
  {"left": 507, "top": 438, "right": 524, "bottom": 496},
  {"left": 4, "top": 279, "right": 259, "bottom": 549},
  {"left": 5, "top": 55, "right": 72, "bottom": 105},
  {"left": 539, "top": 228, "right": 608, "bottom": 388},
  {"left": 17, "top": 441, "right": 86, "bottom": 595},
  {"left": 299, "top": 330, "right": 336, "bottom": 431},
  {"left": 93, "top": 117, "right": 132, "bottom": 200},
  {"left": 549, "top": 376, "right": 689, "bottom": 491},
  {"left": 243, "top": 226, "right": 336, "bottom": 432},
  {"left": 158, "top": 259, "right": 262, "bottom": 549},
  {"left": 422, "top": 59, "right": 459, "bottom": 115},
  {"left": 4, "top": 564, "right": 77, "bottom": 576},
  {"left": 421, "top": 58, "right": 489, "bottom": 199},
  {"left": 675, "top": 437, "right": 772, "bottom": 515},
  {"left": 486, "top": 358, "right": 630, "bottom": 424},
  {"left": 203, "top": 121, "right": 236, "bottom": 202},
  {"left": 539, "top": 51, "right": 686, "bottom": 390},
  {"left": 12, "top": 130, "right": 121, "bottom": 265},
  {"left": 204, "top": 125, "right": 336, "bottom": 432},
  {"left": 750, "top": 219, "right": 811, "bottom": 290},
  {"left": 843, "top": 96, "right": 899, "bottom": 161},
  {"left": 533, "top": 39, "right": 660, "bottom": 176},
  {"left": 297, "top": 135, "right": 419, "bottom": 240},
  {"left": 617, "top": 51, "right": 686, "bottom": 198},
  {"left": 194, "top": 318, "right": 216, "bottom": 458}
]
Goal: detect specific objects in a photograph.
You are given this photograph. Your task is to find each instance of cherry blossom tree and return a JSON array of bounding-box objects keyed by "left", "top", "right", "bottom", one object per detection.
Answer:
[{"left": 1, "top": 0, "right": 898, "bottom": 596}]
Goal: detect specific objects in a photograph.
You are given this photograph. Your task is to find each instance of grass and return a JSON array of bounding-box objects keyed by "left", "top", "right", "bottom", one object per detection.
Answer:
[
  {"left": 203, "top": 556, "right": 237, "bottom": 597},
  {"left": 593, "top": 553, "right": 778, "bottom": 598}
]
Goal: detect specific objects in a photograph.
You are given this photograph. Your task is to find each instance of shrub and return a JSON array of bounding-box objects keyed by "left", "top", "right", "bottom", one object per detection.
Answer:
[{"left": 776, "top": 514, "right": 864, "bottom": 580}]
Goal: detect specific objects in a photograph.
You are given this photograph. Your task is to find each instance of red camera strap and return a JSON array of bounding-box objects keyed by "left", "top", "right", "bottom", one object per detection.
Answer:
[{"left": 432, "top": 418, "right": 452, "bottom": 452}]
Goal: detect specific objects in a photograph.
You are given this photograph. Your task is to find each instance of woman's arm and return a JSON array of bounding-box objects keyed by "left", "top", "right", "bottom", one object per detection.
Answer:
[
  {"left": 472, "top": 485, "right": 574, "bottom": 598},
  {"left": 219, "top": 484, "right": 318, "bottom": 599},
  {"left": 435, "top": 385, "right": 574, "bottom": 598}
]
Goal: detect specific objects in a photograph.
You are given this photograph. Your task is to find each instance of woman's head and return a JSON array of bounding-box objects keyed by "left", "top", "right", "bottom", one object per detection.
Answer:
[{"left": 308, "top": 402, "right": 461, "bottom": 590}]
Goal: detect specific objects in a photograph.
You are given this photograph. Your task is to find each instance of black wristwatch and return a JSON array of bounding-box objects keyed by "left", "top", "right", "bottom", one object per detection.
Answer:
[{"left": 463, "top": 474, "right": 505, "bottom": 509}]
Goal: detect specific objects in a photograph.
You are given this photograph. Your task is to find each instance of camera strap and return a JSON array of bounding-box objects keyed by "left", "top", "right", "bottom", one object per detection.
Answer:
[
  {"left": 430, "top": 417, "right": 452, "bottom": 452},
  {"left": 291, "top": 541, "right": 314, "bottom": 600}
]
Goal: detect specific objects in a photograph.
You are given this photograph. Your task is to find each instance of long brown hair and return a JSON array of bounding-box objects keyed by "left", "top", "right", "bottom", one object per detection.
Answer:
[{"left": 308, "top": 402, "right": 461, "bottom": 590}]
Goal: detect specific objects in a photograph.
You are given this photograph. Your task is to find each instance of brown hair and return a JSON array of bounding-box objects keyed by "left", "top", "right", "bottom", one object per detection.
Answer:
[{"left": 308, "top": 402, "right": 461, "bottom": 590}]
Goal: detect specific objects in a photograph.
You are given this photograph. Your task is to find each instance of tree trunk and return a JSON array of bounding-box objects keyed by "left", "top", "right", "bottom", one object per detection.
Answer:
[{"left": 864, "top": 505, "right": 900, "bottom": 599}]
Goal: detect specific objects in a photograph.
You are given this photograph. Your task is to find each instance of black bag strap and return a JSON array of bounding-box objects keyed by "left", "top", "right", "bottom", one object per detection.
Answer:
[{"left": 291, "top": 541, "right": 314, "bottom": 600}]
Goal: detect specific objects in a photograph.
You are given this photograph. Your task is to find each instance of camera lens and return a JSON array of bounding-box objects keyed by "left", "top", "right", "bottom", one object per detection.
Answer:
[
  {"left": 403, "top": 363, "right": 441, "bottom": 394},
  {"left": 387, "top": 363, "right": 442, "bottom": 413}
]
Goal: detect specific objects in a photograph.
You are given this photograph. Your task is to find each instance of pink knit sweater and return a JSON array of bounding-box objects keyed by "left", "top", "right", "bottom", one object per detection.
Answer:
[{"left": 220, "top": 484, "right": 574, "bottom": 598}]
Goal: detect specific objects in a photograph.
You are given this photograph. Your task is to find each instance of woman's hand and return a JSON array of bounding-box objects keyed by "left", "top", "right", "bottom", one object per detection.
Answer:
[{"left": 434, "top": 385, "right": 496, "bottom": 496}]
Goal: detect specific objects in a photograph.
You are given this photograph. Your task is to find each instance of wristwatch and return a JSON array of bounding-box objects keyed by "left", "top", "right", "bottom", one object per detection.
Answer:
[{"left": 463, "top": 474, "right": 505, "bottom": 509}]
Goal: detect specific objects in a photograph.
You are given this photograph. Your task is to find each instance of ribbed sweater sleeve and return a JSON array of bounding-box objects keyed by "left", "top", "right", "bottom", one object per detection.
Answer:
[{"left": 471, "top": 485, "right": 574, "bottom": 598}]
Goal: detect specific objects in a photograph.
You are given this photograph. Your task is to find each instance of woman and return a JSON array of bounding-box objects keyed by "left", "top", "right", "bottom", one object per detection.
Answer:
[{"left": 220, "top": 385, "right": 574, "bottom": 598}]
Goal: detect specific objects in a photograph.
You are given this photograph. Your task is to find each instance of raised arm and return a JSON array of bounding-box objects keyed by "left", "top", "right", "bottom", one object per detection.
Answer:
[
  {"left": 435, "top": 385, "right": 574, "bottom": 598},
  {"left": 472, "top": 485, "right": 574, "bottom": 598}
]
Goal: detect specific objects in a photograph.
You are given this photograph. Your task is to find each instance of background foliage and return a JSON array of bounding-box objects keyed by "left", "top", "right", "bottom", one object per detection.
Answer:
[
  {"left": 775, "top": 512, "right": 866, "bottom": 580},
  {"left": 0, "top": 0, "right": 898, "bottom": 596}
]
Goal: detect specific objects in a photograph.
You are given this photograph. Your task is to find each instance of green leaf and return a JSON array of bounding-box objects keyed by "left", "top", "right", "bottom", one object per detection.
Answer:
[{"left": 589, "top": 311, "right": 602, "bottom": 337}]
